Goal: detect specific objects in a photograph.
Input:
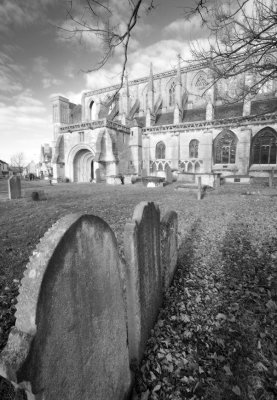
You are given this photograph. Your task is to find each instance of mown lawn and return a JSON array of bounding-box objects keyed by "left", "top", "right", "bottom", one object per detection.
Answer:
[{"left": 0, "top": 180, "right": 277, "bottom": 399}]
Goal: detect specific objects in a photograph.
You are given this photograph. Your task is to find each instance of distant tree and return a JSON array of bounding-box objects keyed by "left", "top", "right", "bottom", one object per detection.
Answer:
[
  {"left": 188, "top": 0, "right": 277, "bottom": 101},
  {"left": 10, "top": 152, "right": 26, "bottom": 175}
]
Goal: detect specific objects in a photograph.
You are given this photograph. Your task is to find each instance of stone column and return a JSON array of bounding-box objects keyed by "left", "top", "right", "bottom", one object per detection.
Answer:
[
  {"left": 142, "top": 134, "right": 150, "bottom": 175},
  {"left": 201, "top": 130, "right": 213, "bottom": 173},
  {"left": 170, "top": 132, "right": 179, "bottom": 170},
  {"left": 130, "top": 125, "right": 142, "bottom": 174},
  {"left": 237, "top": 127, "right": 252, "bottom": 175}
]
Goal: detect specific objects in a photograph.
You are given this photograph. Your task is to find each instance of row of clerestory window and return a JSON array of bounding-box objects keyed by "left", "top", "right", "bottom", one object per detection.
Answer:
[{"left": 155, "top": 127, "right": 277, "bottom": 165}]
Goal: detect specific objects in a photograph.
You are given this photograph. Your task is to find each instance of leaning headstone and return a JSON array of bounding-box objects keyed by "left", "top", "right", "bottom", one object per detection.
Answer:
[
  {"left": 165, "top": 166, "right": 173, "bottom": 183},
  {"left": 8, "top": 176, "right": 21, "bottom": 199},
  {"left": 124, "top": 202, "right": 162, "bottom": 364},
  {"left": 0, "top": 214, "right": 131, "bottom": 400},
  {"left": 160, "top": 211, "right": 178, "bottom": 290}
]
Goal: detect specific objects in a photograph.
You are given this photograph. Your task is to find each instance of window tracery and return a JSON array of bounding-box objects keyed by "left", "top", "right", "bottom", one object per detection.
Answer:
[
  {"left": 214, "top": 130, "right": 237, "bottom": 164},
  {"left": 251, "top": 127, "right": 277, "bottom": 164},
  {"left": 189, "top": 139, "right": 199, "bottom": 158}
]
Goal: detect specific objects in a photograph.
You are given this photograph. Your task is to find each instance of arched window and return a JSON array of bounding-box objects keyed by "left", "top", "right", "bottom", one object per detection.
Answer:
[
  {"left": 189, "top": 139, "right": 199, "bottom": 158},
  {"left": 156, "top": 141, "right": 166, "bottom": 159},
  {"left": 251, "top": 127, "right": 277, "bottom": 164},
  {"left": 214, "top": 130, "right": 237, "bottom": 164},
  {"left": 169, "top": 82, "right": 176, "bottom": 107}
]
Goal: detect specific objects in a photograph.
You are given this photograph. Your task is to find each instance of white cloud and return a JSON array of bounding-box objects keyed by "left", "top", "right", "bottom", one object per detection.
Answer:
[
  {"left": 33, "top": 56, "right": 63, "bottom": 88},
  {"left": 0, "top": 51, "right": 24, "bottom": 94},
  {"left": 0, "top": 89, "right": 52, "bottom": 162},
  {"left": 0, "top": 0, "right": 56, "bottom": 32},
  {"left": 163, "top": 15, "right": 208, "bottom": 41}
]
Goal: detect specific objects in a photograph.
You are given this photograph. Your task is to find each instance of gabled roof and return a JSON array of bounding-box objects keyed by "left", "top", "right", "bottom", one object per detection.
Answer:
[{"left": 0, "top": 160, "right": 8, "bottom": 165}]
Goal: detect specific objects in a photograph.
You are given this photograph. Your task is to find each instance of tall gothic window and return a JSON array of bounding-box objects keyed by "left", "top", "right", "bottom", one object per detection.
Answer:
[
  {"left": 214, "top": 130, "right": 237, "bottom": 164},
  {"left": 251, "top": 127, "right": 277, "bottom": 164},
  {"left": 156, "top": 141, "right": 166, "bottom": 159},
  {"left": 189, "top": 139, "right": 199, "bottom": 158},
  {"left": 169, "top": 82, "right": 176, "bottom": 107}
]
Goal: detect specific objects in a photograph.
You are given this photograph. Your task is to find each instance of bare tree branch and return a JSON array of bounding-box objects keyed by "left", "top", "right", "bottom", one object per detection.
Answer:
[
  {"left": 57, "top": 0, "right": 155, "bottom": 101},
  {"left": 187, "top": 0, "right": 277, "bottom": 102}
]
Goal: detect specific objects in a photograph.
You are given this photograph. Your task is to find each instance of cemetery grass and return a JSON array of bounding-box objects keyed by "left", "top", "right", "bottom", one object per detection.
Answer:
[{"left": 0, "top": 180, "right": 277, "bottom": 399}]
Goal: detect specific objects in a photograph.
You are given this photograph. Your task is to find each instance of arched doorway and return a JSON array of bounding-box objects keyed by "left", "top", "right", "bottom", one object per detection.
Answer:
[{"left": 73, "top": 149, "right": 94, "bottom": 182}]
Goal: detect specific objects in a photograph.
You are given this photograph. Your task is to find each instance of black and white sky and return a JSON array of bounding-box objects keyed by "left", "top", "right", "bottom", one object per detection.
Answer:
[{"left": 0, "top": 0, "right": 210, "bottom": 162}]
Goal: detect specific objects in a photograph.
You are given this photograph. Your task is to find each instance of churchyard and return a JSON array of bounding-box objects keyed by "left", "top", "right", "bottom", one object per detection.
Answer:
[{"left": 0, "top": 179, "right": 276, "bottom": 399}]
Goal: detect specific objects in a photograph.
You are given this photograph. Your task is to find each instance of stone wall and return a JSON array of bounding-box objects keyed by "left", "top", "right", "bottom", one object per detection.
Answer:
[{"left": 0, "top": 202, "right": 178, "bottom": 400}]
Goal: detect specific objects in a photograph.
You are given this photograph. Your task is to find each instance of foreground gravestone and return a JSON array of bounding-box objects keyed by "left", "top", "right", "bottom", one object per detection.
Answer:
[
  {"left": 124, "top": 202, "right": 162, "bottom": 364},
  {"left": 8, "top": 176, "right": 21, "bottom": 199},
  {"left": 0, "top": 214, "right": 131, "bottom": 400},
  {"left": 160, "top": 211, "right": 178, "bottom": 289}
]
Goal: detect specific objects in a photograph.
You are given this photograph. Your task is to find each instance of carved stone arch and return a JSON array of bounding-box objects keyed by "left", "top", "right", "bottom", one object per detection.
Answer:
[
  {"left": 67, "top": 143, "right": 96, "bottom": 182},
  {"left": 187, "top": 162, "right": 193, "bottom": 173},
  {"left": 213, "top": 129, "right": 238, "bottom": 164},
  {"left": 195, "top": 161, "right": 201, "bottom": 173},
  {"left": 251, "top": 126, "right": 277, "bottom": 165}
]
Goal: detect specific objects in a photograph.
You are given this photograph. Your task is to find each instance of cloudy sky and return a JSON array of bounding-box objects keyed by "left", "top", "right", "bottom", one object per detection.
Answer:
[{"left": 0, "top": 0, "right": 207, "bottom": 164}]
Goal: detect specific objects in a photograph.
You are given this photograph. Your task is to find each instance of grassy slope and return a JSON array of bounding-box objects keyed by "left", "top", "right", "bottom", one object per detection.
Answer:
[{"left": 0, "top": 180, "right": 277, "bottom": 399}]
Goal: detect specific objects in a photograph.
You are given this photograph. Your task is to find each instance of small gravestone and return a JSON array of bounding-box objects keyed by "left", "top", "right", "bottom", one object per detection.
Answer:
[
  {"left": 124, "top": 202, "right": 162, "bottom": 364},
  {"left": 8, "top": 176, "right": 21, "bottom": 199},
  {"left": 0, "top": 214, "right": 131, "bottom": 400},
  {"left": 95, "top": 168, "right": 101, "bottom": 183},
  {"left": 31, "top": 190, "right": 47, "bottom": 201},
  {"left": 165, "top": 166, "right": 173, "bottom": 183},
  {"left": 160, "top": 211, "right": 178, "bottom": 290}
]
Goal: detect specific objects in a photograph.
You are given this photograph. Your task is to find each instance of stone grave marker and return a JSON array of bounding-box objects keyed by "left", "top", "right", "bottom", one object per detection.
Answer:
[
  {"left": 160, "top": 211, "right": 178, "bottom": 289},
  {"left": 8, "top": 176, "right": 21, "bottom": 199},
  {"left": 0, "top": 214, "right": 131, "bottom": 400},
  {"left": 124, "top": 202, "right": 162, "bottom": 364},
  {"left": 165, "top": 166, "right": 173, "bottom": 183},
  {"left": 95, "top": 168, "right": 101, "bottom": 183},
  {"left": 31, "top": 190, "right": 47, "bottom": 201}
]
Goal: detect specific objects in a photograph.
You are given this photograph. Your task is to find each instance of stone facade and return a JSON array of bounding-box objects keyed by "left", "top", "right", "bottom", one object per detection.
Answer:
[{"left": 50, "top": 59, "right": 277, "bottom": 182}]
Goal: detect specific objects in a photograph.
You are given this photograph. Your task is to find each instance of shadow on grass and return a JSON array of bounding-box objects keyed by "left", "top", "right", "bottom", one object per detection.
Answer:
[{"left": 204, "top": 223, "right": 277, "bottom": 400}]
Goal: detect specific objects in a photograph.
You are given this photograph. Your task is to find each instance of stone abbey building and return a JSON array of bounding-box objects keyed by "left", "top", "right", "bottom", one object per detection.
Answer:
[{"left": 51, "top": 59, "right": 277, "bottom": 183}]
